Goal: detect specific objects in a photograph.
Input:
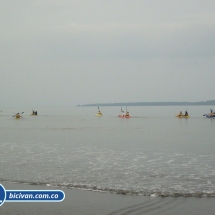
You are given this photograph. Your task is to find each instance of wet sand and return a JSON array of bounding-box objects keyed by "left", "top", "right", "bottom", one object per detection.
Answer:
[{"left": 1, "top": 182, "right": 215, "bottom": 215}]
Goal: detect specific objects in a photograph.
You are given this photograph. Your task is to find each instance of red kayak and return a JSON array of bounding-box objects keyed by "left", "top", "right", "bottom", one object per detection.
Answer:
[
  {"left": 118, "top": 107, "right": 131, "bottom": 118},
  {"left": 118, "top": 115, "right": 131, "bottom": 118}
]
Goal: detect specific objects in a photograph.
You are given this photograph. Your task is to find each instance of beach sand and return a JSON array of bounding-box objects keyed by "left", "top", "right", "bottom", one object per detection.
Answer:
[{"left": 1, "top": 182, "right": 215, "bottom": 215}]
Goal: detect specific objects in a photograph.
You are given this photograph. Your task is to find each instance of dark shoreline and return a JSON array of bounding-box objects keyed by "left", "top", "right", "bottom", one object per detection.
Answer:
[{"left": 77, "top": 100, "right": 215, "bottom": 107}]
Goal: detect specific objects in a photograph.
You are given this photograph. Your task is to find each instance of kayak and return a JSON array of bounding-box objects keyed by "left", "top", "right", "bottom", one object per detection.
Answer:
[
  {"left": 95, "top": 113, "right": 102, "bottom": 116},
  {"left": 95, "top": 107, "right": 102, "bottom": 116},
  {"left": 31, "top": 110, "right": 37, "bottom": 115},
  {"left": 203, "top": 109, "right": 215, "bottom": 118},
  {"left": 118, "top": 107, "right": 130, "bottom": 118},
  {"left": 203, "top": 114, "right": 215, "bottom": 118},
  {"left": 118, "top": 115, "right": 131, "bottom": 118},
  {"left": 175, "top": 114, "right": 190, "bottom": 118},
  {"left": 13, "top": 112, "right": 24, "bottom": 119}
]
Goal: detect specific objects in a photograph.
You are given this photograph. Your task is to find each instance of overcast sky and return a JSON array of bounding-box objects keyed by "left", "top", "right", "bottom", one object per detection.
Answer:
[{"left": 1, "top": 0, "right": 215, "bottom": 107}]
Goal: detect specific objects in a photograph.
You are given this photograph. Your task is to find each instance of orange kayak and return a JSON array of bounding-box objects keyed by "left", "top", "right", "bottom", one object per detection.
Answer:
[{"left": 118, "top": 115, "right": 131, "bottom": 118}]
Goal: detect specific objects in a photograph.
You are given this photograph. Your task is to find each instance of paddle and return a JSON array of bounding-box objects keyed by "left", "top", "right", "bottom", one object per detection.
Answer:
[
  {"left": 13, "top": 112, "right": 24, "bottom": 117},
  {"left": 120, "top": 107, "right": 124, "bottom": 113}
]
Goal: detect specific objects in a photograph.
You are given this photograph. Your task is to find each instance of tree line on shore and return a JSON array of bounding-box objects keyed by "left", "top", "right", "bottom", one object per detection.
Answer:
[{"left": 77, "top": 100, "right": 215, "bottom": 107}]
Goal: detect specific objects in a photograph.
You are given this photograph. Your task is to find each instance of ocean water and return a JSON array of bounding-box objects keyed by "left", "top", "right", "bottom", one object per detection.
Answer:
[{"left": 0, "top": 106, "right": 215, "bottom": 197}]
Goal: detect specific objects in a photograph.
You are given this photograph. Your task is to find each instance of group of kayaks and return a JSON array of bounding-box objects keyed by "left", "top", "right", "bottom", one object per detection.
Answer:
[
  {"left": 96, "top": 108, "right": 215, "bottom": 119},
  {"left": 10, "top": 108, "right": 215, "bottom": 119},
  {"left": 176, "top": 109, "right": 215, "bottom": 118},
  {"left": 13, "top": 110, "right": 38, "bottom": 119},
  {"left": 95, "top": 107, "right": 131, "bottom": 118}
]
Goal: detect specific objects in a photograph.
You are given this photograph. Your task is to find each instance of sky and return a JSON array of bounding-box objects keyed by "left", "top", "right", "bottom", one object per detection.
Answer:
[{"left": 0, "top": 0, "right": 215, "bottom": 107}]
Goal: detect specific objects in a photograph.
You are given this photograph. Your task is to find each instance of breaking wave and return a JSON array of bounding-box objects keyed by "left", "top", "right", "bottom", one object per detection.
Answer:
[{"left": 1, "top": 179, "right": 215, "bottom": 198}]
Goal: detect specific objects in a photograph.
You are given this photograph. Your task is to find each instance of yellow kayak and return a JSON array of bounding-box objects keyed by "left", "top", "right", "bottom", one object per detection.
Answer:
[
  {"left": 13, "top": 112, "right": 24, "bottom": 119},
  {"left": 175, "top": 114, "right": 190, "bottom": 118},
  {"left": 95, "top": 107, "right": 102, "bottom": 116},
  {"left": 95, "top": 113, "right": 102, "bottom": 116}
]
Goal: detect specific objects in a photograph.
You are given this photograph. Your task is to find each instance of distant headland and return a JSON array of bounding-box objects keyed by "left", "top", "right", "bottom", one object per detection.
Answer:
[{"left": 77, "top": 100, "right": 215, "bottom": 107}]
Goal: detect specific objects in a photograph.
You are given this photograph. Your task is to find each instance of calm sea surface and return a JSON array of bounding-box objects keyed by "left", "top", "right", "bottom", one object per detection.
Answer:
[{"left": 0, "top": 106, "right": 215, "bottom": 197}]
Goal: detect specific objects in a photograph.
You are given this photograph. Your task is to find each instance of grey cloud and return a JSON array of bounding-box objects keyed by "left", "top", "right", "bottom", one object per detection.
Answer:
[{"left": 0, "top": 0, "right": 215, "bottom": 107}]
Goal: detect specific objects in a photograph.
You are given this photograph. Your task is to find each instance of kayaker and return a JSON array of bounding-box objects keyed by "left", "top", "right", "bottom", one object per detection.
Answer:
[
  {"left": 119, "top": 108, "right": 124, "bottom": 116},
  {"left": 210, "top": 109, "right": 214, "bottom": 116},
  {"left": 185, "top": 111, "right": 188, "bottom": 116},
  {"left": 179, "top": 111, "right": 182, "bottom": 116},
  {"left": 15, "top": 113, "right": 21, "bottom": 118}
]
